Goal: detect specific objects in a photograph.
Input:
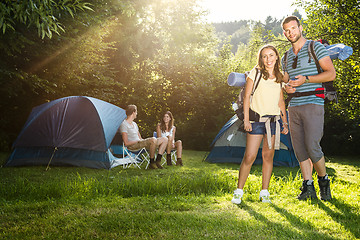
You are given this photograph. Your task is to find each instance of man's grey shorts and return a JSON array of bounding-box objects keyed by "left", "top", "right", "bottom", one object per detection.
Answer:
[{"left": 288, "top": 104, "right": 324, "bottom": 163}]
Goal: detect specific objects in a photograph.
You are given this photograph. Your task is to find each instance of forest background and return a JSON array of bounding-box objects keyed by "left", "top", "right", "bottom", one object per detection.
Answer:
[{"left": 0, "top": 0, "right": 359, "bottom": 156}]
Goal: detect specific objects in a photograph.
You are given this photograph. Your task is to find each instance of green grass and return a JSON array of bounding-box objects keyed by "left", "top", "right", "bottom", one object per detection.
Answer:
[{"left": 0, "top": 151, "right": 359, "bottom": 239}]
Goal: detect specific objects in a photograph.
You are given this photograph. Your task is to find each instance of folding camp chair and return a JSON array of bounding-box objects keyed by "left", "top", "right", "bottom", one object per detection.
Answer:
[
  {"left": 153, "top": 132, "right": 177, "bottom": 166},
  {"left": 123, "top": 145, "right": 150, "bottom": 169},
  {"left": 109, "top": 144, "right": 132, "bottom": 169},
  {"left": 110, "top": 132, "right": 150, "bottom": 169}
]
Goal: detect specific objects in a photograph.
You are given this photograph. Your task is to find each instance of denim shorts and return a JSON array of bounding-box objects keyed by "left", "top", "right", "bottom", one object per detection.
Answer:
[{"left": 248, "top": 122, "right": 277, "bottom": 135}]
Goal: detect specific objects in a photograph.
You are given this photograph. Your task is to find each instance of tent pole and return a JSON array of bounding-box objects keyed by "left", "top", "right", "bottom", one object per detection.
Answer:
[{"left": 46, "top": 147, "right": 58, "bottom": 171}]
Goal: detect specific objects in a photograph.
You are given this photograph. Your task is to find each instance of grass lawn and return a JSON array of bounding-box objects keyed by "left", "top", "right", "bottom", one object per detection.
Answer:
[{"left": 0, "top": 150, "right": 359, "bottom": 239}]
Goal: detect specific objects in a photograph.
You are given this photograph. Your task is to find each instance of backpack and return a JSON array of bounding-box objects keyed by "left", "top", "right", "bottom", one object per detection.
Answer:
[
  {"left": 283, "top": 40, "right": 338, "bottom": 105},
  {"left": 234, "top": 68, "right": 262, "bottom": 131}
]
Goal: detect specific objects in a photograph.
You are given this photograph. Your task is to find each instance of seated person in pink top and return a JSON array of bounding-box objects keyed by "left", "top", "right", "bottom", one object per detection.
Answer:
[
  {"left": 120, "top": 105, "right": 168, "bottom": 169},
  {"left": 156, "top": 111, "right": 183, "bottom": 166}
]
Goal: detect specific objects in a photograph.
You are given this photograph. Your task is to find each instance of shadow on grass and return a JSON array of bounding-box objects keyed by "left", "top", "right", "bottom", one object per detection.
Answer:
[
  {"left": 237, "top": 202, "right": 337, "bottom": 240},
  {"left": 0, "top": 152, "right": 10, "bottom": 167},
  {"left": 326, "top": 156, "right": 360, "bottom": 168},
  {"left": 317, "top": 198, "right": 360, "bottom": 239}
]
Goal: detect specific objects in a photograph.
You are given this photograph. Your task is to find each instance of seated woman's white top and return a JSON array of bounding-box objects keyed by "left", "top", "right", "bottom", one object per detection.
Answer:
[{"left": 161, "top": 126, "right": 175, "bottom": 138}]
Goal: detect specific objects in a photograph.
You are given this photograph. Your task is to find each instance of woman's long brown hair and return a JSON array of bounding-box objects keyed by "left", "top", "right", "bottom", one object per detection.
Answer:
[
  {"left": 257, "top": 44, "right": 283, "bottom": 83},
  {"left": 160, "top": 111, "right": 174, "bottom": 132}
]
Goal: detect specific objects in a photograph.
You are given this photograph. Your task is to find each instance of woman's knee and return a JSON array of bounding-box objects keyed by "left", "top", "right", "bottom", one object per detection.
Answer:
[
  {"left": 242, "top": 153, "right": 257, "bottom": 165},
  {"left": 262, "top": 150, "right": 275, "bottom": 162}
]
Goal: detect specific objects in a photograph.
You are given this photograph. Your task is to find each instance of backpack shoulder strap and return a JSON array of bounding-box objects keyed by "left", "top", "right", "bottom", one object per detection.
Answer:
[
  {"left": 283, "top": 50, "right": 289, "bottom": 71},
  {"left": 308, "top": 40, "right": 322, "bottom": 73},
  {"left": 251, "top": 68, "right": 262, "bottom": 95}
]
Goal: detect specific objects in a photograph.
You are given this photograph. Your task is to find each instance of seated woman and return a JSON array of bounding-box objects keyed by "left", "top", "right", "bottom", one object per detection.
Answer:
[{"left": 156, "top": 111, "right": 183, "bottom": 166}]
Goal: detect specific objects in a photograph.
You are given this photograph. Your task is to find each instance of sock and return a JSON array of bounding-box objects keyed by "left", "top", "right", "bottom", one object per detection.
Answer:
[
  {"left": 150, "top": 158, "right": 155, "bottom": 163},
  {"left": 260, "top": 189, "right": 270, "bottom": 195},
  {"left": 304, "top": 180, "right": 314, "bottom": 185},
  {"left": 155, "top": 154, "right": 162, "bottom": 162},
  {"left": 318, "top": 174, "right": 328, "bottom": 180},
  {"left": 234, "top": 188, "right": 243, "bottom": 194}
]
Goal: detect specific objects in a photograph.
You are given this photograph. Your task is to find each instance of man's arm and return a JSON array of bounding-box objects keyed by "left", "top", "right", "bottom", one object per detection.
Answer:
[
  {"left": 289, "top": 56, "right": 336, "bottom": 87},
  {"left": 307, "top": 56, "right": 336, "bottom": 83},
  {"left": 121, "top": 132, "right": 138, "bottom": 147}
]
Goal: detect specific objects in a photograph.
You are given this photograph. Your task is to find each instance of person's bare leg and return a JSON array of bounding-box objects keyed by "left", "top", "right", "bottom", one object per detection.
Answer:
[
  {"left": 237, "top": 134, "right": 263, "bottom": 189},
  {"left": 175, "top": 140, "right": 182, "bottom": 158},
  {"left": 156, "top": 137, "right": 168, "bottom": 154},
  {"left": 166, "top": 138, "right": 172, "bottom": 154},
  {"left": 313, "top": 156, "right": 326, "bottom": 176},
  {"left": 261, "top": 134, "right": 275, "bottom": 190},
  {"left": 149, "top": 137, "right": 157, "bottom": 159},
  {"left": 299, "top": 158, "right": 314, "bottom": 180}
]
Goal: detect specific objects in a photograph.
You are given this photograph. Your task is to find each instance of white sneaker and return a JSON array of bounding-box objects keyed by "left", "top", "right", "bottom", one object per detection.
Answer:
[
  {"left": 231, "top": 189, "right": 243, "bottom": 204},
  {"left": 259, "top": 189, "right": 271, "bottom": 203}
]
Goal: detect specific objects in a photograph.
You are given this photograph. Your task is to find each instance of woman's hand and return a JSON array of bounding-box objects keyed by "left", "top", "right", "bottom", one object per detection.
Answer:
[
  {"left": 244, "top": 120, "right": 252, "bottom": 132},
  {"left": 284, "top": 83, "right": 296, "bottom": 94},
  {"left": 281, "top": 123, "right": 289, "bottom": 135}
]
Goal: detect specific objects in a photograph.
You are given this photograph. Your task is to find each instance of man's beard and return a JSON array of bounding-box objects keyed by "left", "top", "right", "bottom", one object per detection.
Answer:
[{"left": 288, "top": 33, "right": 302, "bottom": 43}]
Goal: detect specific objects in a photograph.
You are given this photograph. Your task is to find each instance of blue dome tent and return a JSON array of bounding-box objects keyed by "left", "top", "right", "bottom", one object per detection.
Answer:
[
  {"left": 205, "top": 115, "right": 298, "bottom": 167},
  {"left": 5, "top": 96, "right": 127, "bottom": 169}
]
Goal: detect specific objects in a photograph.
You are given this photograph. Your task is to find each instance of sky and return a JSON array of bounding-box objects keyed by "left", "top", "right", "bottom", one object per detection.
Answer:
[{"left": 199, "top": 0, "right": 306, "bottom": 23}]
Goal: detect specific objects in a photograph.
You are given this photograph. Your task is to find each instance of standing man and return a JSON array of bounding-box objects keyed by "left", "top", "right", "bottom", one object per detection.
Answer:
[
  {"left": 120, "top": 105, "right": 168, "bottom": 169},
  {"left": 281, "top": 16, "right": 336, "bottom": 200}
]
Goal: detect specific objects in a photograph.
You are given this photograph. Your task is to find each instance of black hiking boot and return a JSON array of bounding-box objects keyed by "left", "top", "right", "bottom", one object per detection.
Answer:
[
  {"left": 318, "top": 178, "right": 332, "bottom": 201},
  {"left": 155, "top": 154, "right": 163, "bottom": 169},
  {"left": 297, "top": 180, "right": 317, "bottom": 200},
  {"left": 148, "top": 158, "right": 157, "bottom": 169}
]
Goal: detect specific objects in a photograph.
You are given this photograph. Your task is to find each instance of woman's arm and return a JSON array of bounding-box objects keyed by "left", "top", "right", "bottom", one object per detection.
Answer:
[
  {"left": 169, "top": 126, "right": 176, "bottom": 142},
  {"left": 278, "top": 90, "right": 289, "bottom": 135},
  {"left": 243, "top": 76, "right": 254, "bottom": 131},
  {"left": 156, "top": 124, "right": 162, "bottom": 139}
]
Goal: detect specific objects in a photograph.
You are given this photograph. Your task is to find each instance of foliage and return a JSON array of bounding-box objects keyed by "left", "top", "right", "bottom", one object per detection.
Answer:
[
  {"left": 213, "top": 20, "right": 251, "bottom": 53},
  {"left": 0, "top": 0, "right": 359, "bottom": 154},
  {"left": 0, "top": 0, "right": 92, "bottom": 38},
  {"left": 0, "top": 151, "right": 359, "bottom": 239},
  {"left": 0, "top": 0, "right": 112, "bottom": 150}
]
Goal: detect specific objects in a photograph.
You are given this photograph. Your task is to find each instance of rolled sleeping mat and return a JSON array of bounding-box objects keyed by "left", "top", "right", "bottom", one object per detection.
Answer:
[
  {"left": 326, "top": 44, "right": 353, "bottom": 61},
  {"left": 227, "top": 72, "right": 247, "bottom": 87}
]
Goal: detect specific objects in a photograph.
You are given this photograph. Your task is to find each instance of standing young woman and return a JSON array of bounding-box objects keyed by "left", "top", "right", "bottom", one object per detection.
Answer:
[
  {"left": 231, "top": 45, "right": 289, "bottom": 204},
  {"left": 156, "top": 111, "right": 183, "bottom": 166}
]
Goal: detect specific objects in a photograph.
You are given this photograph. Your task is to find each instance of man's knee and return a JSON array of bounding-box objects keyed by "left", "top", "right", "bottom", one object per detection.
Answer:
[
  {"left": 147, "top": 137, "right": 157, "bottom": 147},
  {"left": 160, "top": 137, "right": 168, "bottom": 144}
]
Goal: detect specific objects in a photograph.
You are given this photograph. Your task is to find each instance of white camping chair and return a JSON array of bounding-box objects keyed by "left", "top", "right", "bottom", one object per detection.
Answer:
[
  {"left": 153, "top": 132, "right": 177, "bottom": 166},
  {"left": 109, "top": 144, "right": 133, "bottom": 169},
  {"left": 123, "top": 145, "right": 150, "bottom": 169},
  {"left": 110, "top": 132, "right": 150, "bottom": 169}
]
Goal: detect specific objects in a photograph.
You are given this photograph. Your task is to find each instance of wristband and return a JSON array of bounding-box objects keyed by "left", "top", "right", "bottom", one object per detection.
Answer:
[{"left": 305, "top": 76, "right": 310, "bottom": 83}]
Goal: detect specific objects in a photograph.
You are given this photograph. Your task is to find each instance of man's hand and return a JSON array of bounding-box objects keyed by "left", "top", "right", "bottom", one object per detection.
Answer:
[{"left": 287, "top": 75, "right": 307, "bottom": 87}]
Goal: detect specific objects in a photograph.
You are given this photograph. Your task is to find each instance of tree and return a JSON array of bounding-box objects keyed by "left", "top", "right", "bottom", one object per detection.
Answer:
[{"left": 0, "top": 0, "right": 92, "bottom": 39}]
